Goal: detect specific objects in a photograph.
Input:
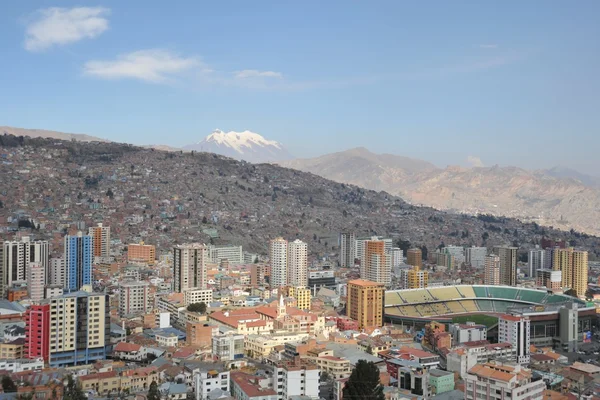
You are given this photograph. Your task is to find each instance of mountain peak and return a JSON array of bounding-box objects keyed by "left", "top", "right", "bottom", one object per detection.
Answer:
[{"left": 185, "top": 129, "right": 292, "bottom": 163}]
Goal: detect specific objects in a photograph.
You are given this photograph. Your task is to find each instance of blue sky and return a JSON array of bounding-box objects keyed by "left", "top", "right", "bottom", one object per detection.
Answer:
[{"left": 1, "top": 1, "right": 599, "bottom": 173}]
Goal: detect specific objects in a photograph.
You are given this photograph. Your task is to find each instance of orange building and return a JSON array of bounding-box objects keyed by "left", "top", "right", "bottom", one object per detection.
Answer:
[
  {"left": 346, "top": 279, "right": 384, "bottom": 329},
  {"left": 7, "top": 287, "right": 28, "bottom": 302},
  {"left": 89, "top": 223, "right": 111, "bottom": 257},
  {"left": 407, "top": 248, "right": 423, "bottom": 267},
  {"left": 186, "top": 322, "right": 214, "bottom": 348},
  {"left": 127, "top": 242, "right": 156, "bottom": 265}
]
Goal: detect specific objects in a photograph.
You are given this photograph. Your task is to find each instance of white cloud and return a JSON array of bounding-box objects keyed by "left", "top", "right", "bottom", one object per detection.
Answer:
[
  {"left": 467, "top": 156, "right": 485, "bottom": 168},
  {"left": 234, "top": 70, "right": 283, "bottom": 79},
  {"left": 83, "top": 49, "right": 202, "bottom": 83},
  {"left": 24, "top": 7, "right": 110, "bottom": 52}
]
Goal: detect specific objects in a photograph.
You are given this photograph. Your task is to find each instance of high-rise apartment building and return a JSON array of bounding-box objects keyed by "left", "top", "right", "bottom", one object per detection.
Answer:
[
  {"left": 49, "top": 258, "right": 66, "bottom": 287},
  {"left": 407, "top": 266, "right": 428, "bottom": 289},
  {"left": 339, "top": 232, "right": 356, "bottom": 268},
  {"left": 493, "top": 246, "right": 518, "bottom": 286},
  {"left": 536, "top": 269, "right": 562, "bottom": 290},
  {"left": 552, "top": 248, "right": 588, "bottom": 297},
  {"left": 354, "top": 236, "right": 392, "bottom": 263},
  {"left": 443, "top": 246, "right": 465, "bottom": 265},
  {"left": 47, "top": 291, "right": 109, "bottom": 367},
  {"left": 346, "top": 279, "right": 384, "bottom": 329},
  {"left": 465, "top": 246, "right": 487, "bottom": 268},
  {"left": 287, "top": 239, "right": 308, "bottom": 287},
  {"left": 24, "top": 304, "right": 50, "bottom": 362},
  {"left": 528, "top": 247, "right": 546, "bottom": 278},
  {"left": 407, "top": 248, "right": 423, "bottom": 268},
  {"left": 2, "top": 237, "right": 49, "bottom": 295},
  {"left": 498, "top": 314, "right": 530, "bottom": 364},
  {"left": 250, "top": 264, "right": 270, "bottom": 286},
  {"left": 269, "top": 238, "right": 288, "bottom": 287},
  {"left": 88, "top": 223, "right": 111, "bottom": 258},
  {"left": 119, "top": 281, "right": 150, "bottom": 317},
  {"left": 484, "top": 255, "right": 501, "bottom": 285},
  {"left": 173, "top": 243, "right": 209, "bottom": 292},
  {"left": 389, "top": 247, "right": 403, "bottom": 268},
  {"left": 64, "top": 232, "right": 93, "bottom": 292},
  {"left": 26, "top": 262, "right": 45, "bottom": 302},
  {"left": 127, "top": 242, "right": 156, "bottom": 265},
  {"left": 361, "top": 238, "right": 391, "bottom": 286}
]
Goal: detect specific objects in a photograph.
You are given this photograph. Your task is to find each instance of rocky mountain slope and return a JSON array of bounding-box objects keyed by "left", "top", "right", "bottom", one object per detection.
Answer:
[
  {"left": 281, "top": 148, "right": 600, "bottom": 236},
  {"left": 0, "top": 135, "right": 598, "bottom": 259},
  {"left": 183, "top": 129, "right": 293, "bottom": 163},
  {"left": 0, "top": 126, "right": 109, "bottom": 143}
]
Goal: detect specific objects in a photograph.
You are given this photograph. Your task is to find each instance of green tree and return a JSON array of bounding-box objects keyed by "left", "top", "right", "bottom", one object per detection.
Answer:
[
  {"left": 63, "top": 375, "right": 86, "bottom": 400},
  {"left": 564, "top": 288, "right": 578, "bottom": 297},
  {"left": 1, "top": 376, "right": 17, "bottom": 393},
  {"left": 187, "top": 392, "right": 195, "bottom": 400},
  {"left": 187, "top": 302, "right": 207, "bottom": 313},
  {"left": 147, "top": 381, "right": 160, "bottom": 400},
  {"left": 342, "top": 360, "right": 384, "bottom": 400}
]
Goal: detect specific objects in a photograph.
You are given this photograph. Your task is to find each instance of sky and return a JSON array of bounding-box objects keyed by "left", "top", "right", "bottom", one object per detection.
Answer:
[{"left": 1, "top": 1, "right": 599, "bottom": 173}]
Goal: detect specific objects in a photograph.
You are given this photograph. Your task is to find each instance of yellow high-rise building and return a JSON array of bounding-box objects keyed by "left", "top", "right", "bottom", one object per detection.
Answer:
[
  {"left": 552, "top": 248, "right": 588, "bottom": 297},
  {"left": 288, "top": 286, "right": 311, "bottom": 310},
  {"left": 346, "top": 279, "right": 384, "bottom": 329},
  {"left": 407, "top": 266, "right": 428, "bottom": 289}
]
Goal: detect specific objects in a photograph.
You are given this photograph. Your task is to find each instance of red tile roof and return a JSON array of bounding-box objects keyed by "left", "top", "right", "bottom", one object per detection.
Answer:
[{"left": 114, "top": 342, "right": 142, "bottom": 352}]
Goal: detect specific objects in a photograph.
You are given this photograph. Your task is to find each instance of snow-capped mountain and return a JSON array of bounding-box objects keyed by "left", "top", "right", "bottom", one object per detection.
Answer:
[{"left": 183, "top": 129, "right": 293, "bottom": 163}]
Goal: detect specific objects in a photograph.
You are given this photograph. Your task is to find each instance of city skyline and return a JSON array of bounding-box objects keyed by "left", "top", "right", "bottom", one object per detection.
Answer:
[{"left": 1, "top": 2, "right": 599, "bottom": 173}]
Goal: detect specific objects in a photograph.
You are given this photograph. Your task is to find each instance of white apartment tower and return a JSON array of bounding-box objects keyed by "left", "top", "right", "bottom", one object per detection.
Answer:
[
  {"left": 528, "top": 247, "right": 546, "bottom": 278},
  {"left": 173, "top": 244, "right": 209, "bottom": 292},
  {"left": 2, "top": 237, "right": 49, "bottom": 294},
  {"left": 339, "top": 232, "right": 356, "bottom": 268},
  {"left": 498, "top": 314, "right": 530, "bottom": 365},
  {"left": 119, "top": 280, "right": 150, "bottom": 317},
  {"left": 26, "top": 262, "right": 45, "bottom": 302},
  {"left": 269, "top": 238, "right": 288, "bottom": 287},
  {"left": 484, "top": 254, "right": 501, "bottom": 285},
  {"left": 49, "top": 258, "right": 66, "bottom": 288},
  {"left": 389, "top": 247, "right": 404, "bottom": 268},
  {"left": 465, "top": 246, "right": 487, "bottom": 268},
  {"left": 287, "top": 239, "right": 308, "bottom": 287}
]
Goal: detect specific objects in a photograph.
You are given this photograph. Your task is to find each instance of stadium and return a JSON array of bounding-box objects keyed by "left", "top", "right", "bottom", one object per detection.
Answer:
[{"left": 384, "top": 285, "right": 596, "bottom": 347}]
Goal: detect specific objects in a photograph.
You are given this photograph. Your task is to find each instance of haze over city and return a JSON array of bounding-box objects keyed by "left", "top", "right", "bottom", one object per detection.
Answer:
[{"left": 1, "top": 1, "right": 600, "bottom": 173}]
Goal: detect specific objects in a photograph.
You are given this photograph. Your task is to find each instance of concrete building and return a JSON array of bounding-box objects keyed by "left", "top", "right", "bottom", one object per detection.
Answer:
[
  {"left": 407, "top": 266, "right": 428, "bottom": 289},
  {"left": 48, "top": 258, "right": 66, "bottom": 287},
  {"left": 273, "top": 359, "right": 320, "bottom": 400},
  {"left": 346, "top": 279, "right": 384, "bottom": 329},
  {"left": 552, "top": 248, "right": 588, "bottom": 297},
  {"left": 558, "top": 302, "right": 578, "bottom": 352},
  {"left": 184, "top": 288, "right": 213, "bottom": 306},
  {"left": 287, "top": 239, "right": 308, "bottom": 287},
  {"left": 88, "top": 223, "right": 110, "bottom": 258},
  {"left": 484, "top": 255, "right": 501, "bottom": 285},
  {"left": 407, "top": 248, "right": 423, "bottom": 268},
  {"left": 230, "top": 371, "right": 278, "bottom": 400},
  {"left": 173, "top": 243, "right": 209, "bottom": 292},
  {"left": 465, "top": 362, "right": 544, "bottom": 400},
  {"left": 288, "top": 286, "right": 311, "bottom": 310},
  {"left": 2, "top": 237, "right": 49, "bottom": 295},
  {"left": 119, "top": 280, "right": 150, "bottom": 317},
  {"left": 48, "top": 291, "right": 110, "bottom": 367},
  {"left": 44, "top": 285, "right": 63, "bottom": 299},
  {"left": 443, "top": 246, "right": 465, "bottom": 265},
  {"left": 64, "top": 232, "right": 93, "bottom": 292},
  {"left": 536, "top": 269, "right": 562, "bottom": 290},
  {"left": 339, "top": 232, "right": 356, "bottom": 268},
  {"left": 389, "top": 247, "right": 403, "bottom": 268},
  {"left": 429, "top": 369, "right": 455, "bottom": 395},
  {"left": 212, "top": 333, "right": 245, "bottom": 361},
  {"left": 359, "top": 237, "right": 391, "bottom": 286},
  {"left": 195, "top": 369, "right": 230, "bottom": 400},
  {"left": 307, "top": 270, "right": 335, "bottom": 291},
  {"left": 498, "top": 314, "right": 530, "bottom": 365},
  {"left": 127, "top": 242, "right": 156, "bottom": 265},
  {"left": 24, "top": 304, "right": 50, "bottom": 361},
  {"left": 269, "top": 238, "right": 288, "bottom": 287},
  {"left": 250, "top": 264, "right": 270, "bottom": 286},
  {"left": 449, "top": 322, "right": 487, "bottom": 345},
  {"left": 26, "top": 262, "right": 45, "bottom": 302},
  {"left": 528, "top": 247, "right": 546, "bottom": 278},
  {"left": 186, "top": 322, "right": 215, "bottom": 348},
  {"left": 447, "top": 342, "right": 516, "bottom": 379},
  {"left": 494, "top": 246, "right": 518, "bottom": 286},
  {"left": 465, "top": 246, "right": 487, "bottom": 268},
  {"left": 209, "top": 245, "right": 244, "bottom": 265}
]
